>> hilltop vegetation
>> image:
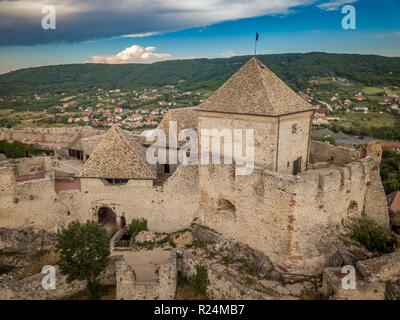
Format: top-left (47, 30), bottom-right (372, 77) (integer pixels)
top-left (0, 52), bottom-right (399, 96)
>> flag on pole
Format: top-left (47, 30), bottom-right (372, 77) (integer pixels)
top-left (254, 32), bottom-right (259, 56)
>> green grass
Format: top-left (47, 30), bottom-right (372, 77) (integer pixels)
top-left (340, 111), bottom-right (396, 129)
top-left (385, 87), bottom-right (400, 96)
top-left (342, 216), bottom-right (394, 254)
top-left (362, 86), bottom-right (385, 95)
top-left (308, 77), bottom-right (332, 85)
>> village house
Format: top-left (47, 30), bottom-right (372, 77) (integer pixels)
top-left (312, 115), bottom-right (328, 125)
top-left (354, 95), bottom-right (367, 101)
top-left (380, 97), bottom-right (393, 105)
top-left (63, 101), bottom-right (77, 108)
top-left (126, 114), bottom-right (143, 121)
top-left (354, 106), bottom-right (369, 113)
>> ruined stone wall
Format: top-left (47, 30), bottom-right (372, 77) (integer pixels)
top-left (198, 154), bottom-right (389, 275)
top-left (309, 141), bottom-right (360, 166)
top-left (0, 256), bottom-right (121, 300)
top-left (0, 163), bottom-right (200, 234)
top-left (116, 252), bottom-right (176, 300)
top-left (0, 127), bottom-right (103, 145)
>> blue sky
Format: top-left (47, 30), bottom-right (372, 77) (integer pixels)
top-left (0, 0), bottom-right (399, 74)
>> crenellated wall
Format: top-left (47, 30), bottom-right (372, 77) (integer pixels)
top-left (197, 154), bottom-right (389, 275)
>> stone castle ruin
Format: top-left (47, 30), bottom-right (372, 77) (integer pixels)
top-left (0, 57), bottom-right (389, 281)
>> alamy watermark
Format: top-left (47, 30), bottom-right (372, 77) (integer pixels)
top-left (41, 5), bottom-right (56, 30)
top-left (42, 265), bottom-right (56, 290)
top-left (341, 265), bottom-right (356, 289)
top-left (341, 5), bottom-right (356, 30)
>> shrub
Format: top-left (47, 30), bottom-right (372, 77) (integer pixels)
top-left (128, 218), bottom-right (148, 241)
top-left (343, 216), bottom-right (394, 254)
top-left (0, 139), bottom-right (41, 158)
top-left (56, 220), bottom-right (110, 300)
top-left (191, 264), bottom-right (209, 296)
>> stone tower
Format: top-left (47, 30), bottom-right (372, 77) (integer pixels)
top-left (197, 57), bottom-right (316, 174)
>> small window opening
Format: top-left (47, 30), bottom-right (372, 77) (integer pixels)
top-left (164, 164), bottom-right (170, 174)
top-left (106, 178), bottom-right (129, 185)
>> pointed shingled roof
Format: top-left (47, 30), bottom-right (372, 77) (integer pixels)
top-left (198, 57), bottom-right (315, 116)
top-left (76, 125), bottom-right (156, 180)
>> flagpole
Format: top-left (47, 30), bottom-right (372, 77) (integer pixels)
top-left (254, 32), bottom-right (259, 56)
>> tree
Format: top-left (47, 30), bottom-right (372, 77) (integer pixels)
top-left (56, 220), bottom-right (110, 299)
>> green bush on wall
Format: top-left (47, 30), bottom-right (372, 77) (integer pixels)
top-left (128, 218), bottom-right (148, 241)
top-left (0, 139), bottom-right (41, 158)
top-left (343, 216), bottom-right (394, 254)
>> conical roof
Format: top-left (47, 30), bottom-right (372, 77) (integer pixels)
top-left (77, 125), bottom-right (156, 180)
top-left (198, 57), bottom-right (315, 116)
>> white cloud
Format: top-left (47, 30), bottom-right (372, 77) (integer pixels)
top-left (90, 45), bottom-right (172, 64)
top-left (221, 50), bottom-right (236, 58)
top-left (317, 0), bottom-right (358, 11)
top-left (119, 32), bottom-right (159, 38)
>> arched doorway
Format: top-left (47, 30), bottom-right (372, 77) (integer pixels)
top-left (97, 207), bottom-right (118, 237)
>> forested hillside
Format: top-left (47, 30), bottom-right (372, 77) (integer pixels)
top-left (0, 52), bottom-right (399, 96)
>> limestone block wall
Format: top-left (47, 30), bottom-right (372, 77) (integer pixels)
top-left (0, 162), bottom-right (200, 234)
top-left (198, 111), bottom-right (279, 170)
top-left (276, 111), bottom-right (312, 174)
top-left (309, 141), bottom-right (360, 166)
top-left (198, 155), bottom-right (388, 275)
top-left (116, 252), bottom-right (177, 300)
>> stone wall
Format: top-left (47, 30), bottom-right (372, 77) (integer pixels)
top-left (0, 161), bottom-right (200, 234)
top-left (0, 142), bottom-right (389, 277)
top-left (0, 127), bottom-right (102, 145)
top-left (197, 111), bottom-right (279, 170)
top-left (176, 249), bottom-right (273, 300)
top-left (0, 227), bottom-right (57, 250)
top-left (116, 252), bottom-right (177, 300)
top-left (0, 255), bottom-right (121, 300)
top-left (198, 154), bottom-right (388, 275)
top-left (309, 141), bottom-right (360, 166)
top-left (276, 112), bottom-right (313, 174)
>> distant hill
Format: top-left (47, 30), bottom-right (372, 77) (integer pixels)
top-left (0, 52), bottom-right (399, 96)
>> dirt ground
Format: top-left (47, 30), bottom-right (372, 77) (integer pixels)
top-left (112, 247), bottom-right (170, 281)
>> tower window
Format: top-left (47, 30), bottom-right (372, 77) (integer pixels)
top-left (292, 124), bottom-right (297, 134)
top-left (164, 164), bottom-right (170, 174)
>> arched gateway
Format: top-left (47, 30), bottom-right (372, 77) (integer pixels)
top-left (97, 206), bottom-right (118, 237)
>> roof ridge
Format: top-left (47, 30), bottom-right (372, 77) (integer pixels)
top-left (119, 128), bottom-right (156, 178)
